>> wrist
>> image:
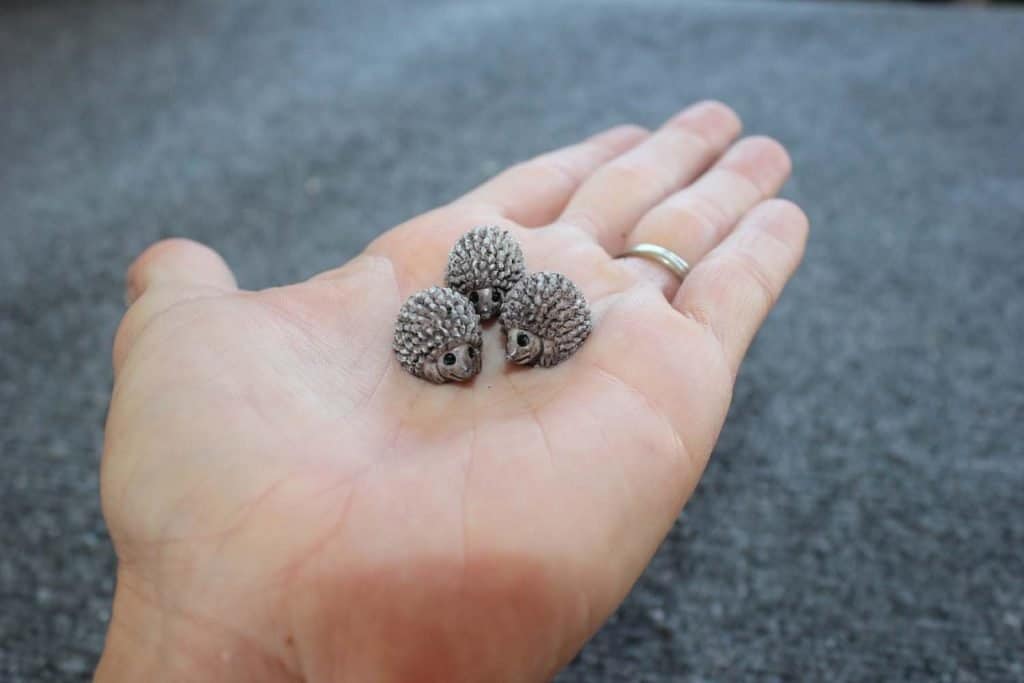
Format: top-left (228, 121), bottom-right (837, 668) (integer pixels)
top-left (94, 570), bottom-right (295, 683)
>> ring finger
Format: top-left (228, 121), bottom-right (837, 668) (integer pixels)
top-left (618, 136), bottom-right (792, 298)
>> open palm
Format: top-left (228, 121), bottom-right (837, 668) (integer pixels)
top-left (97, 102), bottom-right (807, 682)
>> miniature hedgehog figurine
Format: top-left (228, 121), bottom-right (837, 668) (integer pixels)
top-left (499, 272), bottom-right (592, 368)
top-left (444, 225), bottom-right (526, 321)
top-left (394, 287), bottom-right (483, 384)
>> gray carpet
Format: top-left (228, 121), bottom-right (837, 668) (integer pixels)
top-left (1, 0), bottom-right (1022, 680)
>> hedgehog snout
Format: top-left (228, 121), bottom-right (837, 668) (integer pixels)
top-left (504, 328), bottom-right (542, 365)
top-left (468, 287), bottom-right (503, 320)
top-left (436, 343), bottom-right (482, 382)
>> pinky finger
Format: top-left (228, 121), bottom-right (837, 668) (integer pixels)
top-left (673, 199), bottom-right (809, 377)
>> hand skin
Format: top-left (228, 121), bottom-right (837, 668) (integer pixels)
top-left (95, 101), bottom-right (807, 682)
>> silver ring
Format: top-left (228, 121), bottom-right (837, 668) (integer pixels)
top-left (616, 243), bottom-right (691, 281)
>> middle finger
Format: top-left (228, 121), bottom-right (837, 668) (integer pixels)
top-left (557, 101), bottom-right (742, 253)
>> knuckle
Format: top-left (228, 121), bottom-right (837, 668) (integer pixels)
top-left (554, 208), bottom-right (604, 243)
top-left (684, 191), bottom-right (732, 230)
top-left (597, 123), bottom-right (649, 145)
top-left (680, 304), bottom-right (716, 337)
top-left (696, 238), bottom-right (781, 323)
top-left (678, 304), bottom-right (734, 382)
top-left (548, 220), bottom-right (593, 245)
top-left (730, 247), bottom-right (780, 313)
top-left (600, 158), bottom-right (672, 196)
top-left (663, 124), bottom-right (714, 157)
top-left (525, 155), bottom-right (584, 193)
top-left (639, 199), bottom-right (717, 244)
top-left (111, 288), bottom-right (173, 375)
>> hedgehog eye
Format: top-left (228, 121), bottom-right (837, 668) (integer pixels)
top-left (469, 292), bottom-right (479, 303)
top-left (491, 289), bottom-right (502, 303)
top-left (467, 347), bottom-right (476, 358)
top-left (517, 332), bottom-right (530, 348)
top-left (443, 352), bottom-right (456, 366)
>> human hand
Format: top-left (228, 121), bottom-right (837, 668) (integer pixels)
top-left (96, 101), bottom-right (807, 682)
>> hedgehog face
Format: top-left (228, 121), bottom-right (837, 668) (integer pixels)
top-left (504, 328), bottom-right (543, 365)
top-left (499, 272), bottom-right (592, 368)
top-left (393, 286), bottom-right (483, 384)
top-left (445, 226), bottom-right (525, 321)
top-left (467, 287), bottom-right (504, 320)
top-left (422, 342), bottom-right (482, 383)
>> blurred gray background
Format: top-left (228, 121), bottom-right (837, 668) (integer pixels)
top-left (1, 0), bottom-right (1022, 680)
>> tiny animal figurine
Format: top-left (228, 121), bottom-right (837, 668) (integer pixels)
top-left (393, 287), bottom-right (483, 384)
top-left (499, 272), bottom-right (592, 368)
top-left (445, 225), bottom-right (526, 321)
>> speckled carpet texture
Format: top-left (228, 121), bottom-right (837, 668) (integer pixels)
top-left (2, 0), bottom-right (1022, 680)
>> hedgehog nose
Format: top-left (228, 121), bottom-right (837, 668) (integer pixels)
top-left (445, 346), bottom-right (479, 381)
top-left (475, 289), bottom-right (496, 318)
top-left (505, 333), bottom-right (526, 362)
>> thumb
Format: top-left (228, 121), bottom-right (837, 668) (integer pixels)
top-left (125, 237), bottom-right (237, 305)
top-left (114, 238), bottom-right (238, 377)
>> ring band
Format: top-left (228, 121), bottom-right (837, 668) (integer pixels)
top-left (616, 243), bottom-right (691, 281)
